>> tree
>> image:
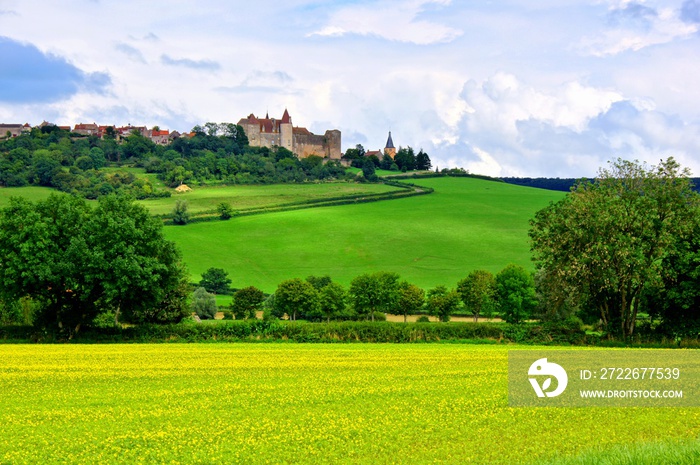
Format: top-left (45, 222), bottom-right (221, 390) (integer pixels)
top-left (415, 149), bottom-right (431, 171)
top-left (319, 282), bottom-right (347, 322)
top-left (457, 270), bottom-right (497, 322)
top-left (380, 154), bottom-right (394, 171)
top-left (529, 158), bottom-right (699, 337)
top-left (426, 286), bottom-right (460, 322)
top-left (396, 282), bottom-right (425, 323)
top-left (349, 271), bottom-right (400, 321)
top-left (394, 147), bottom-right (416, 171)
top-left (274, 278), bottom-right (319, 321)
top-left (85, 195), bottom-right (190, 325)
top-left (306, 275), bottom-right (332, 290)
top-left (199, 268), bottom-right (232, 295)
top-left (172, 200), bottom-right (189, 225)
top-left (217, 202), bottom-right (234, 220)
top-left (232, 286), bottom-right (264, 320)
top-left (0, 194), bottom-right (190, 335)
top-left (191, 287), bottom-right (217, 320)
top-left (496, 264), bottom-right (537, 324)
top-left (362, 159), bottom-right (378, 181)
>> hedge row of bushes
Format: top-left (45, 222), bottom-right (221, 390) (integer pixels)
top-left (0, 320), bottom-right (590, 344)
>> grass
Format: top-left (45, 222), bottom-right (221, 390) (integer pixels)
top-left (537, 438), bottom-right (700, 465)
top-left (0, 344), bottom-right (696, 464)
top-left (0, 186), bottom-right (56, 206)
top-left (138, 182), bottom-right (402, 216)
top-left (165, 177), bottom-right (564, 291)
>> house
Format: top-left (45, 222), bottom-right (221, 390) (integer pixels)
top-left (149, 129), bottom-right (170, 145)
top-left (73, 123), bottom-right (100, 136)
top-left (0, 123), bottom-right (30, 138)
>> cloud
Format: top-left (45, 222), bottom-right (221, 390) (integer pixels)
top-left (0, 36), bottom-right (111, 103)
top-left (681, 0), bottom-right (700, 23)
top-left (216, 70), bottom-right (299, 94)
top-left (425, 72), bottom-right (700, 178)
top-left (309, 0), bottom-right (462, 45)
top-left (115, 43), bottom-right (146, 63)
top-left (160, 54), bottom-right (220, 70)
top-left (579, 3), bottom-right (698, 56)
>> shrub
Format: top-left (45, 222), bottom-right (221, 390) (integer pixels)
top-left (191, 287), bottom-right (217, 320)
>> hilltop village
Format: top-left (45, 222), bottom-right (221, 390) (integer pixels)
top-left (1, 111), bottom-right (412, 166)
top-left (0, 110), bottom-right (434, 202)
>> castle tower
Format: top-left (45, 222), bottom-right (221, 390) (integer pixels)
top-left (280, 108), bottom-right (294, 152)
top-left (384, 131), bottom-right (396, 159)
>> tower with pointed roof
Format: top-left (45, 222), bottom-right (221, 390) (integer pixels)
top-left (384, 131), bottom-right (396, 159)
top-left (280, 108), bottom-right (293, 152)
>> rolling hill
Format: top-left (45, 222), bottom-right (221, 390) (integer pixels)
top-left (164, 177), bottom-right (565, 292)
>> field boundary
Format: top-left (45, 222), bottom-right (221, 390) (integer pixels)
top-left (161, 180), bottom-right (434, 224)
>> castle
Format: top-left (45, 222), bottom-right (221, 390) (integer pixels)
top-left (237, 110), bottom-right (341, 160)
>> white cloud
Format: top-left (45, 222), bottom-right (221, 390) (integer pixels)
top-left (579, 3), bottom-right (698, 56)
top-left (309, 0), bottom-right (462, 45)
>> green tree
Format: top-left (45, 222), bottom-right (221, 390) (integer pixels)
top-left (274, 278), bottom-right (319, 321)
top-left (306, 275), bottom-right (332, 290)
top-left (415, 149), bottom-right (431, 170)
top-left (191, 287), bottom-right (217, 320)
top-left (394, 147), bottom-right (416, 171)
top-left (426, 285), bottom-right (460, 322)
top-left (495, 264), bottom-right (537, 324)
top-left (396, 282), bottom-right (425, 323)
top-left (529, 158), bottom-right (699, 337)
top-left (380, 154), bottom-right (394, 171)
top-left (319, 282), bottom-right (346, 322)
top-left (199, 268), bottom-right (232, 295)
top-left (232, 286), bottom-right (264, 320)
top-left (217, 202), bottom-right (234, 220)
top-left (172, 200), bottom-right (189, 225)
top-left (349, 271), bottom-right (400, 321)
top-left (85, 195), bottom-right (190, 325)
top-left (362, 159), bottom-right (377, 182)
top-left (0, 194), bottom-right (190, 335)
top-left (457, 270), bottom-right (497, 322)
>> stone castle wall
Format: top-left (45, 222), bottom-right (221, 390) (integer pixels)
top-left (238, 113), bottom-right (340, 160)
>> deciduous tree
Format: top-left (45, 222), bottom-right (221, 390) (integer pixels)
top-left (457, 270), bottom-right (496, 322)
top-left (426, 285), bottom-right (460, 322)
top-left (530, 158), bottom-right (699, 337)
top-left (396, 281), bottom-right (425, 323)
top-left (496, 264), bottom-right (536, 324)
top-left (232, 286), bottom-right (264, 320)
top-left (199, 268), bottom-right (232, 295)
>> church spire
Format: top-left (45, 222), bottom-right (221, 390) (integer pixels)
top-left (384, 131), bottom-right (396, 159)
top-left (385, 131), bottom-right (395, 149)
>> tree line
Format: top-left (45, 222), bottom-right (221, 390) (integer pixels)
top-left (190, 266), bottom-right (537, 324)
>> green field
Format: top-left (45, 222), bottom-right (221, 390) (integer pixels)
top-left (0, 344), bottom-right (696, 464)
top-left (165, 177), bottom-right (565, 291)
top-left (0, 186), bottom-right (56, 205)
top-left (137, 182), bottom-right (402, 216)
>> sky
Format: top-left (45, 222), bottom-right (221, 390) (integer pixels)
top-left (0, 0), bottom-right (699, 177)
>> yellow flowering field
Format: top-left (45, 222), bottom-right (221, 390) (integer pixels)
top-left (0, 344), bottom-right (697, 464)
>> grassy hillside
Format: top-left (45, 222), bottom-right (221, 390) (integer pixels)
top-left (165, 177), bottom-right (564, 291)
top-left (0, 186), bottom-right (56, 205)
top-left (137, 182), bottom-right (402, 216)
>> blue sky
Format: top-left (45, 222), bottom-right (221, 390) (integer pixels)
top-left (0, 0), bottom-right (698, 177)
